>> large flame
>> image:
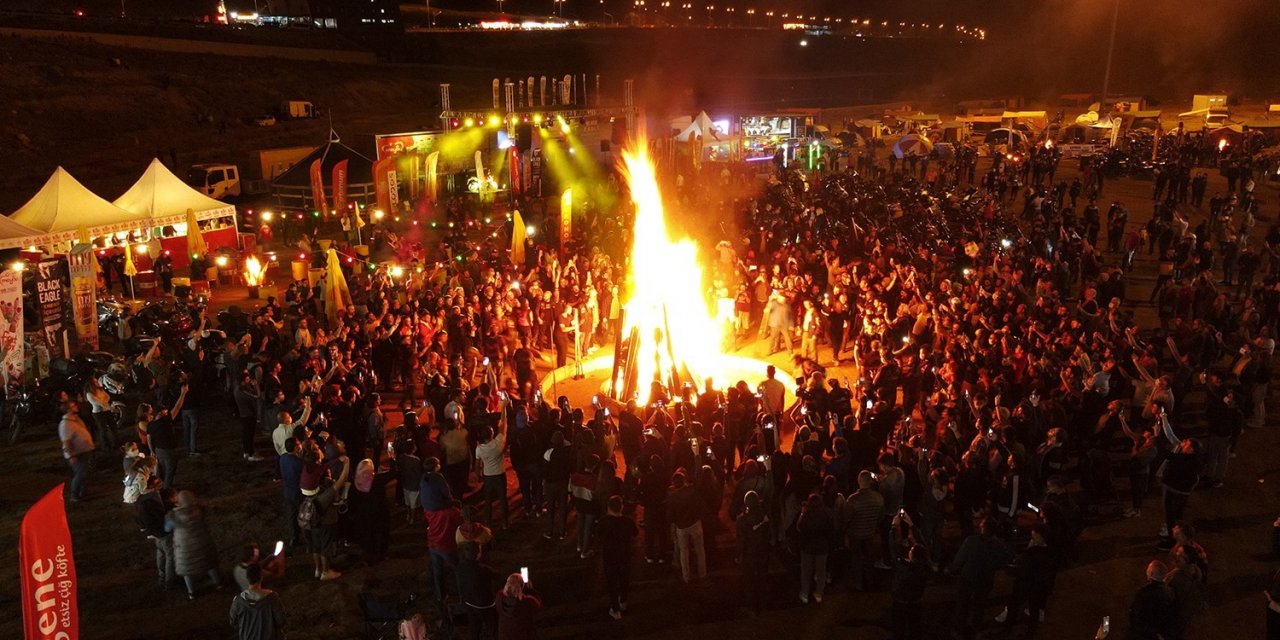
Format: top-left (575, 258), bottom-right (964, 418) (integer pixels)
top-left (617, 143), bottom-right (729, 399)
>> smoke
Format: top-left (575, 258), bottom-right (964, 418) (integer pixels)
top-left (932, 0), bottom-right (1280, 100)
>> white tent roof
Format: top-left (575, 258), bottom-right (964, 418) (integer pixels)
top-left (114, 158), bottom-right (236, 227)
top-left (0, 214), bottom-right (47, 250)
top-left (676, 111), bottom-right (727, 142)
top-left (10, 167), bottom-right (147, 243)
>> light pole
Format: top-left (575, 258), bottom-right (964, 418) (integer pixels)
top-left (1100, 0), bottom-right (1120, 109)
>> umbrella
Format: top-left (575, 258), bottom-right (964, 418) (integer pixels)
top-left (185, 208), bottom-right (207, 260)
top-left (510, 209), bottom-right (527, 265)
top-left (123, 242), bottom-right (137, 300)
top-left (892, 134), bottom-right (934, 159)
top-left (323, 248), bottom-right (352, 326)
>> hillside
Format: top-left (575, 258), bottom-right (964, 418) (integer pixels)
top-left (0, 33), bottom-right (471, 210)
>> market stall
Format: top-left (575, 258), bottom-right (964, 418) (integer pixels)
top-left (9, 167), bottom-right (147, 246)
top-left (271, 134), bottom-right (376, 213)
top-left (113, 158), bottom-right (240, 270)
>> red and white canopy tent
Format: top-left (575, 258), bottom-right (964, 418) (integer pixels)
top-left (112, 158), bottom-right (240, 270)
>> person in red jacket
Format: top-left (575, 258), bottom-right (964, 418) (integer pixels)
top-left (426, 499), bottom-right (464, 602)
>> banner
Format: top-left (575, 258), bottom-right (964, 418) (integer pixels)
top-left (511, 209), bottom-right (527, 265)
top-left (331, 159), bottom-right (349, 215)
top-left (508, 147), bottom-right (521, 195)
top-left (309, 158), bottom-right (328, 214)
top-left (35, 259), bottom-right (67, 359)
top-left (68, 246), bottom-right (99, 352)
top-left (0, 269), bottom-right (23, 396)
top-left (19, 484), bottom-right (79, 640)
top-left (560, 188), bottom-right (572, 255)
top-left (372, 156), bottom-right (393, 214)
top-left (424, 151), bottom-right (439, 203)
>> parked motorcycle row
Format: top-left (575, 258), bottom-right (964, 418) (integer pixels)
top-left (5, 293), bottom-right (230, 445)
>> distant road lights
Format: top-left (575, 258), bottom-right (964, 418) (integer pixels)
top-left (799, 39), bottom-right (808, 46)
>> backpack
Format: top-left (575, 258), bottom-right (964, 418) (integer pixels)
top-left (297, 496), bottom-right (319, 530)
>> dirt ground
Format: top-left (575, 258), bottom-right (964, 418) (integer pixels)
top-left (2, 157), bottom-right (1280, 640)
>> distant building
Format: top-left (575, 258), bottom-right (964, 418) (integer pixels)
top-left (309, 0), bottom-right (402, 36)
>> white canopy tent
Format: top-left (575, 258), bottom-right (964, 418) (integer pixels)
top-left (675, 111), bottom-right (728, 142)
top-left (113, 158), bottom-right (236, 227)
top-left (9, 167), bottom-right (148, 244)
top-left (0, 214), bottom-right (47, 250)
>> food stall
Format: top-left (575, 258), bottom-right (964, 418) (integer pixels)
top-left (113, 158), bottom-right (240, 272)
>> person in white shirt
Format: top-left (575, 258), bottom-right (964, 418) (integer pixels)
top-left (758, 365), bottom-right (787, 418)
top-left (59, 399), bottom-right (96, 502)
top-left (474, 424), bottom-right (508, 529)
top-left (272, 396), bottom-right (312, 456)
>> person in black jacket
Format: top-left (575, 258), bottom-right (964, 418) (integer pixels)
top-left (597, 495), bottom-right (637, 620)
top-left (890, 544), bottom-right (930, 640)
top-left (229, 563), bottom-right (286, 640)
top-left (136, 479), bottom-right (177, 588)
top-left (997, 525), bottom-right (1057, 634)
top-left (456, 544), bottom-right (498, 640)
top-left (542, 431), bottom-right (574, 540)
top-left (667, 471), bottom-right (706, 583)
top-left (736, 490), bottom-right (771, 615)
top-left (1129, 560), bottom-right (1175, 640)
top-left (1160, 439), bottom-right (1201, 546)
top-left (795, 492), bottom-right (835, 604)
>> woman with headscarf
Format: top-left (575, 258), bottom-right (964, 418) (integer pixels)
top-left (347, 457), bottom-right (394, 564)
top-left (165, 490), bottom-right (224, 599)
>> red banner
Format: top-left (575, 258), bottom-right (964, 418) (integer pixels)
top-left (309, 159), bottom-right (328, 214)
top-left (372, 156), bottom-right (393, 215)
top-left (331, 159), bottom-right (349, 215)
top-left (20, 484), bottom-right (78, 640)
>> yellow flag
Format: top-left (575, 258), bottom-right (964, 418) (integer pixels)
top-left (124, 242), bottom-right (138, 277)
top-left (323, 248), bottom-right (352, 325)
top-left (185, 208), bottom-right (207, 259)
top-left (510, 210), bottom-right (527, 265)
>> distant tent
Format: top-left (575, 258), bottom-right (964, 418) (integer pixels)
top-left (114, 158), bottom-right (236, 227)
top-left (271, 131), bottom-right (376, 211)
top-left (10, 167), bottom-right (147, 244)
top-left (675, 111), bottom-right (726, 142)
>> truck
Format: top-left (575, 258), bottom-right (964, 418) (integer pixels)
top-left (185, 146), bottom-right (313, 200)
top-left (281, 100), bottom-right (318, 119)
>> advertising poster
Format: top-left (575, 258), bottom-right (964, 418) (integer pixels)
top-left (35, 259), bottom-right (67, 359)
top-left (0, 269), bottom-right (23, 395)
top-left (19, 485), bottom-right (79, 640)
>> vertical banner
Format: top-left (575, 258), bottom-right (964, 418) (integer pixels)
top-left (560, 188), bottom-right (572, 255)
top-left (0, 269), bottom-right (23, 396)
top-left (35, 259), bottom-right (67, 360)
top-left (19, 484), bottom-right (79, 640)
top-left (424, 151), bottom-right (439, 203)
top-left (511, 209), bottom-right (527, 265)
top-left (492, 78), bottom-right (500, 110)
top-left (68, 246), bottom-right (98, 352)
top-left (508, 147), bottom-right (521, 195)
top-left (331, 159), bottom-right (349, 216)
top-left (309, 158), bottom-right (328, 214)
top-left (372, 156), bottom-right (394, 214)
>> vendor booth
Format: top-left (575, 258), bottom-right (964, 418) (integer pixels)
top-left (9, 167), bottom-right (145, 245)
top-left (113, 158), bottom-right (240, 270)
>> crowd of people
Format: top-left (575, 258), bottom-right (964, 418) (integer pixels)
top-left (51, 128), bottom-right (1280, 640)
